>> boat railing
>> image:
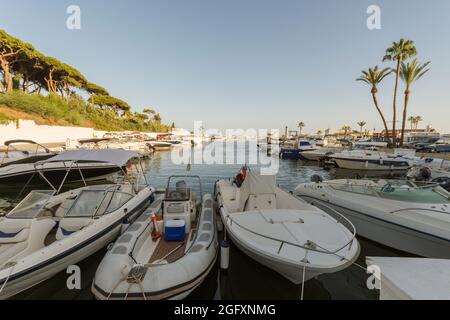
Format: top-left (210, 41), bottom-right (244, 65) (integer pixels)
top-left (220, 203), bottom-right (356, 257)
top-left (389, 207), bottom-right (449, 214)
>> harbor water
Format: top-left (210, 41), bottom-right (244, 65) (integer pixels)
top-left (0, 142), bottom-right (412, 300)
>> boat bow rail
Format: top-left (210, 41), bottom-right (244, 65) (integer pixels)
top-left (219, 199), bottom-right (357, 258)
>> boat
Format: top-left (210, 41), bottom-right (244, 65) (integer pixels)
top-left (279, 140), bottom-right (316, 160)
top-left (0, 150), bottom-right (155, 299)
top-left (0, 140), bottom-right (56, 166)
top-left (92, 175), bottom-right (217, 300)
top-left (300, 146), bottom-right (344, 161)
top-left (403, 131), bottom-right (440, 148)
top-left (328, 146), bottom-right (419, 171)
top-left (214, 168), bottom-right (359, 284)
top-left (294, 177), bottom-right (450, 258)
top-left (0, 149), bottom-right (123, 187)
top-left (145, 139), bottom-right (173, 151)
top-left (366, 256), bottom-right (450, 300)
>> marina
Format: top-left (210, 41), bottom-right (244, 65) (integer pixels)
top-left (0, 140), bottom-right (448, 300)
top-left (1, 0), bottom-right (450, 305)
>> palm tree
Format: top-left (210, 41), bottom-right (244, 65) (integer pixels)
top-left (341, 125), bottom-right (351, 139)
top-left (408, 116), bottom-right (415, 130)
top-left (298, 122), bottom-right (305, 135)
top-left (316, 130), bottom-right (323, 137)
top-left (356, 66), bottom-right (392, 143)
top-left (413, 115), bottom-right (423, 129)
top-left (383, 39), bottom-right (417, 146)
top-left (399, 59), bottom-right (430, 146)
top-left (357, 121), bottom-right (367, 137)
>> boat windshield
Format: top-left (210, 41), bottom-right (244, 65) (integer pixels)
top-left (7, 190), bottom-right (55, 219)
top-left (65, 189), bottom-right (133, 217)
top-left (330, 182), bottom-right (449, 204)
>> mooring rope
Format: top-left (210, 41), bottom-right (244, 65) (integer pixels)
top-left (0, 263), bottom-right (16, 294)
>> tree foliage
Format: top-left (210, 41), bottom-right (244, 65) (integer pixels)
top-left (0, 29), bottom-right (168, 132)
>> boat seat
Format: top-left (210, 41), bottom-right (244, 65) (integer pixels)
top-left (220, 185), bottom-right (237, 201)
top-left (56, 218), bottom-right (92, 240)
top-left (0, 219), bottom-right (31, 244)
top-left (243, 194), bottom-right (277, 211)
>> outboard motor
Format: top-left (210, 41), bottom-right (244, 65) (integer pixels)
top-left (310, 174), bottom-right (323, 183)
top-left (406, 166), bottom-right (432, 182)
top-left (176, 180), bottom-right (187, 190)
top-left (432, 177), bottom-right (450, 191)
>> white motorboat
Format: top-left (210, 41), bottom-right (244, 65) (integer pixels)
top-left (92, 175), bottom-right (217, 300)
top-left (0, 148), bottom-right (122, 186)
top-left (145, 139), bottom-right (173, 151)
top-left (300, 147), bottom-right (344, 161)
top-left (0, 140), bottom-right (57, 167)
top-left (0, 150), bottom-right (155, 299)
top-left (215, 169), bottom-right (359, 284)
top-left (329, 149), bottom-right (413, 171)
top-left (295, 178), bottom-right (450, 258)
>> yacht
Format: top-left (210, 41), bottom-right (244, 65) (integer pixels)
top-left (295, 177), bottom-right (450, 258)
top-left (92, 175), bottom-right (217, 300)
top-left (215, 169), bottom-right (359, 284)
top-left (279, 140), bottom-right (316, 160)
top-left (0, 150), bottom-right (155, 299)
top-left (0, 147), bottom-right (122, 186)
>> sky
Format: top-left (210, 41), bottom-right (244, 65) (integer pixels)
top-left (1, 0), bottom-right (449, 133)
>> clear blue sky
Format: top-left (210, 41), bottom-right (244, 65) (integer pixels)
top-left (1, 0), bottom-right (449, 133)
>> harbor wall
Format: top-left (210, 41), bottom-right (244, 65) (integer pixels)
top-left (0, 119), bottom-right (105, 146)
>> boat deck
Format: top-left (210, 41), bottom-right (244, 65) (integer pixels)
top-left (148, 239), bottom-right (187, 263)
top-left (148, 226), bottom-right (197, 264)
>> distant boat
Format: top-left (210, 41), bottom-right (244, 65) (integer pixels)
top-left (0, 149), bottom-right (123, 186)
top-left (279, 140), bottom-right (316, 160)
top-left (0, 140), bottom-right (56, 166)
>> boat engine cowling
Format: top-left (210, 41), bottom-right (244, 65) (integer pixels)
top-left (406, 166), bottom-right (432, 182)
top-left (310, 174), bottom-right (323, 183)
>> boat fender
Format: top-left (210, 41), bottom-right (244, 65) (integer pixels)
top-left (220, 239), bottom-right (230, 270)
top-left (151, 214), bottom-right (162, 241)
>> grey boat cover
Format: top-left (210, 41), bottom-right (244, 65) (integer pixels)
top-left (35, 149), bottom-right (139, 167)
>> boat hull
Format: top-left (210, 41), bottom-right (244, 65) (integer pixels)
top-left (279, 148), bottom-right (315, 160)
top-left (333, 158), bottom-right (410, 171)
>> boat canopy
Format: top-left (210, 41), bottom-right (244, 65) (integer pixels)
top-left (3, 140), bottom-right (50, 152)
top-left (78, 138), bottom-right (110, 144)
top-left (35, 149), bottom-right (139, 168)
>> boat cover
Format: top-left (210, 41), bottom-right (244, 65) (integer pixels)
top-left (35, 149), bottom-right (139, 167)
